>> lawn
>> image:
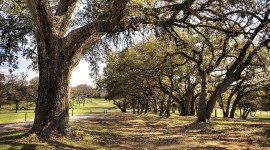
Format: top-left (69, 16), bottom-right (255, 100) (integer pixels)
top-left (1, 99), bottom-right (269, 124)
top-left (210, 108), bottom-right (270, 119)
top-left (0, 98), bottom-right (116, 124)
top-left (0, 113), bottom-right (269, 149)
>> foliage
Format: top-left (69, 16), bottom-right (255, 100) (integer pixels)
top-left (0, 73), bottom-right (38, 111)
top-left (0, 0), bottom-right (270, 137)
top-left (0, 0), bottom-right (36, 71)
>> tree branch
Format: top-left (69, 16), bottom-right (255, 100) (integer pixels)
top-left (26, 0), bottom-right (54, 38)
top-left (54, 0), bottom-right (79, 37)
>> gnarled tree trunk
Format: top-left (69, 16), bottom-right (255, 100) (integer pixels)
top-left (26, 0), bottom-right (130, 138)
top-left (30, 47), bottom-right (76, 137)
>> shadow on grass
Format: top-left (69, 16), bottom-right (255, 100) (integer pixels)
top-left (76, 115), bottom-right (228, 149)
top-left (0, 130), bottom-right (90, 150)
top-left (1, 113), bottom-right (269, 149)
top-left (45, 139), bottom-right (91, 150)
top-left (0, 130), bottom-right (39, 150)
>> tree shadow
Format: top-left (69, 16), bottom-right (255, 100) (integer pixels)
top-left (0, 130), bottom-right (39, 150)
top-left (0, 129), bottom-right (91, 150)
top-left (45, 139), bottom-right (91, 150)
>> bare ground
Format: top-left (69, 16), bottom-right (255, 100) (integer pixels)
top-left (0, 113), bottom-right (269, 150)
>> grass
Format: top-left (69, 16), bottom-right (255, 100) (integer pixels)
top-left (0, 113), bottom-right (269, 149)
top-left (69, 98), bottom-right (115, 109)
top-left (0, 98), bottom-right (116, 124)
top-left (211, 108), bottom-right (270, 119)
top-left (0, 110), bottom-right (35, 124)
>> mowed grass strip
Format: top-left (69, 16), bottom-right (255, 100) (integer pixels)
top-left (0, 113), bottom-right (269, 149)
top-left (0, 98), bottom-right (117, 124)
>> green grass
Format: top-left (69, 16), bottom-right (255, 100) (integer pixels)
top-left (0, 110), bottom-right (35, 124)
top-left (1, 99), bottom-right (269, 124)
top-left (0, 98), bottom-right (117, 124)
top-left (69, 98), bottom-right (115, 109)
top-left (0, 113), bottom-right (269, 149)
top-left (211, 108), bottom-right (270, 119)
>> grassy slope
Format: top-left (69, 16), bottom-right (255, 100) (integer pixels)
top-left (0, 98), bottom-right (116, 124)
top-left (0, 113), bottom-right (269, 149)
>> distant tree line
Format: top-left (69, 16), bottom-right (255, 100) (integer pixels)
top-left (0, 73), bottom-right (38, 112)
top-left (69, 84), bottom-right (107, 108)
top-left (0, 73), bottom-right (106, 111)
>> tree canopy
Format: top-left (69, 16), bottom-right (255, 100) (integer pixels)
top-left (0, 0), bottom-right (269, 139)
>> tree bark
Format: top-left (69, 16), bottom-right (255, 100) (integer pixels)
top-left (179, 100), bottom-right (186, 116)
top-left (205, 79), bottom-right (232, 120)
top-left (229, 91), bottom-right (245, 118)
top-left (190, 93), bottom-right (199, 116)
top-left (229, 88), bottom-right (254, 118)
top-left (15, 102), bottom-right (19, 113)
top-left (224, 90), bottom-right (235, 118)
top-left (159, 99), bottom-right (165, 116)
top-left (197, 73), bottom-right (208, 123)
top-left (144, 98), bottom-right (149, 114)
top-left (164, 76), bottom-right (174, 117)
top-left (25, 0), bottom-right (132, 138)
top-left (224, 80), bottom-right (244, 117)
top-left (29, 46), bottom-right (77, 138)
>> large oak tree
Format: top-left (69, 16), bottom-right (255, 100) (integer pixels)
top-left (1, 0), bottom-right (269, 138)
top-left (15, 0), bottom-right (195, 138)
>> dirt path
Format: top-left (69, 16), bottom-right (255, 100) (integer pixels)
top-left (0, 113), bottom-right (107, 131)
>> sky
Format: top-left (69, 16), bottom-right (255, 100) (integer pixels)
top-left (0, 56), bottom-right (97, 87)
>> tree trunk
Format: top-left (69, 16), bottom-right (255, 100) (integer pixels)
top-left (179, 100), bottom-right (186, 116)
top-left (139, 101), bottom-right (145, 114)
top-left (218, 96), bottom-right (226, 117)
top-left (184, 81), bottom-right (197, 115)
top-left (229, 100), bottom-right (240, 118)
top-left (165, 76), bottom-right (173, 118)
top-left (229, 90), bottom-right (248, 118)
top-left (197, 74), bottom-right (208, 123)
top-left (133, 107), bottom-right (136, 114)
top-left (25, 0), bottom-right (133, 139)
top-left (241, 107), bottom-right (251, 119)
top-left (132, 101), bottom-right (136, 114)
top-left (29, 50), bottom-right (76, 138)
top-left (224, 92), bottom-right (234, 118)
top-left (144, 98), bottom-right (149, 114)
top-left (122, 98), bottom-right (127, 113)
top-left (206, 76), bottom-right (235, 120)
top-left (153, 101), bottom-right (158, 115)
top-left (15, 102), bottom-right (19, 113)
top-left (214, 102), bottom-right (217, 117)
top-left (121, 106), bottom-right (127, 113)
top-left (159, 99), bottom-right (164, 116)
top-left (215, 108), bottom-right (217, 117)
top-left (190, 93), bottom-right (199, 116)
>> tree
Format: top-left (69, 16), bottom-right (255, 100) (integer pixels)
top-left (70, 84), bottom-right (94, 107)
top-left (21, 0), bottom-right (198, 138)
top-left (1, 0), bottom-right (269, 138)
top-left (159, 1), bottom-right (270, 122)
top-left (3, 73), bottom-right (29, 112)
top-left (0, 74), bottom-right (7, 109)
top-left (25, 76), bottom-right (39, 103)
